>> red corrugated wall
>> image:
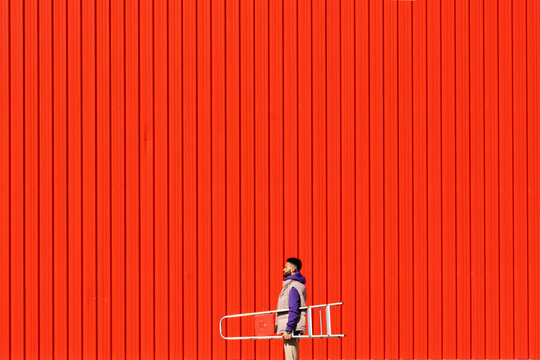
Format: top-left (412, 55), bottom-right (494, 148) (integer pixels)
top-left (1, 0), bottom-right (539, 359)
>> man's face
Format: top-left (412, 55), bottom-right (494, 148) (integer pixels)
top-left (283, 262), bottom-right (297, 277)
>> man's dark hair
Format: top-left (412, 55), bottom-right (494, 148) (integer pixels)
top-left (287, 257), bottom-right (302, 271)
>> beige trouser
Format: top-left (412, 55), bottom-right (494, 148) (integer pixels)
top-left (283, 337), bottom-right (300, 360)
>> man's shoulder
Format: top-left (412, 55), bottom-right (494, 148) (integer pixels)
top-left (290, 280), bottom-right (306, 290)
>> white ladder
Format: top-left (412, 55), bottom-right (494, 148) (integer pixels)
top-left (219, 302), bottom-right (345, 340)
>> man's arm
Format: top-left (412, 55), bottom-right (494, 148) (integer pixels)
top-left (286, 287), bottom-right (301, 333)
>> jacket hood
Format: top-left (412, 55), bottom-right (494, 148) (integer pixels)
top-left (285, 272), bottom-right (306, 284)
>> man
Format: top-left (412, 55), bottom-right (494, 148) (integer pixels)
top-left (275, 257), bottom-right (307, 360)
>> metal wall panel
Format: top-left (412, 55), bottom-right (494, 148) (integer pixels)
top-left (1, 0), bottom-right (539, 358)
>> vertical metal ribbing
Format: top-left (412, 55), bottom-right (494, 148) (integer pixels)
top-left (319, 307), bottom-right (323, 335)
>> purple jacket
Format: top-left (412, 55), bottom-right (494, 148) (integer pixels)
top-left (284, 272), bottom-right (306, 333)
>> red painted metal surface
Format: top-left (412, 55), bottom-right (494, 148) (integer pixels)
top-left (1, 0), bottom-right (539, 359)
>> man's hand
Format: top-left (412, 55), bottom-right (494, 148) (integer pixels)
top-left (282, 332), bottom-right (292, 340)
